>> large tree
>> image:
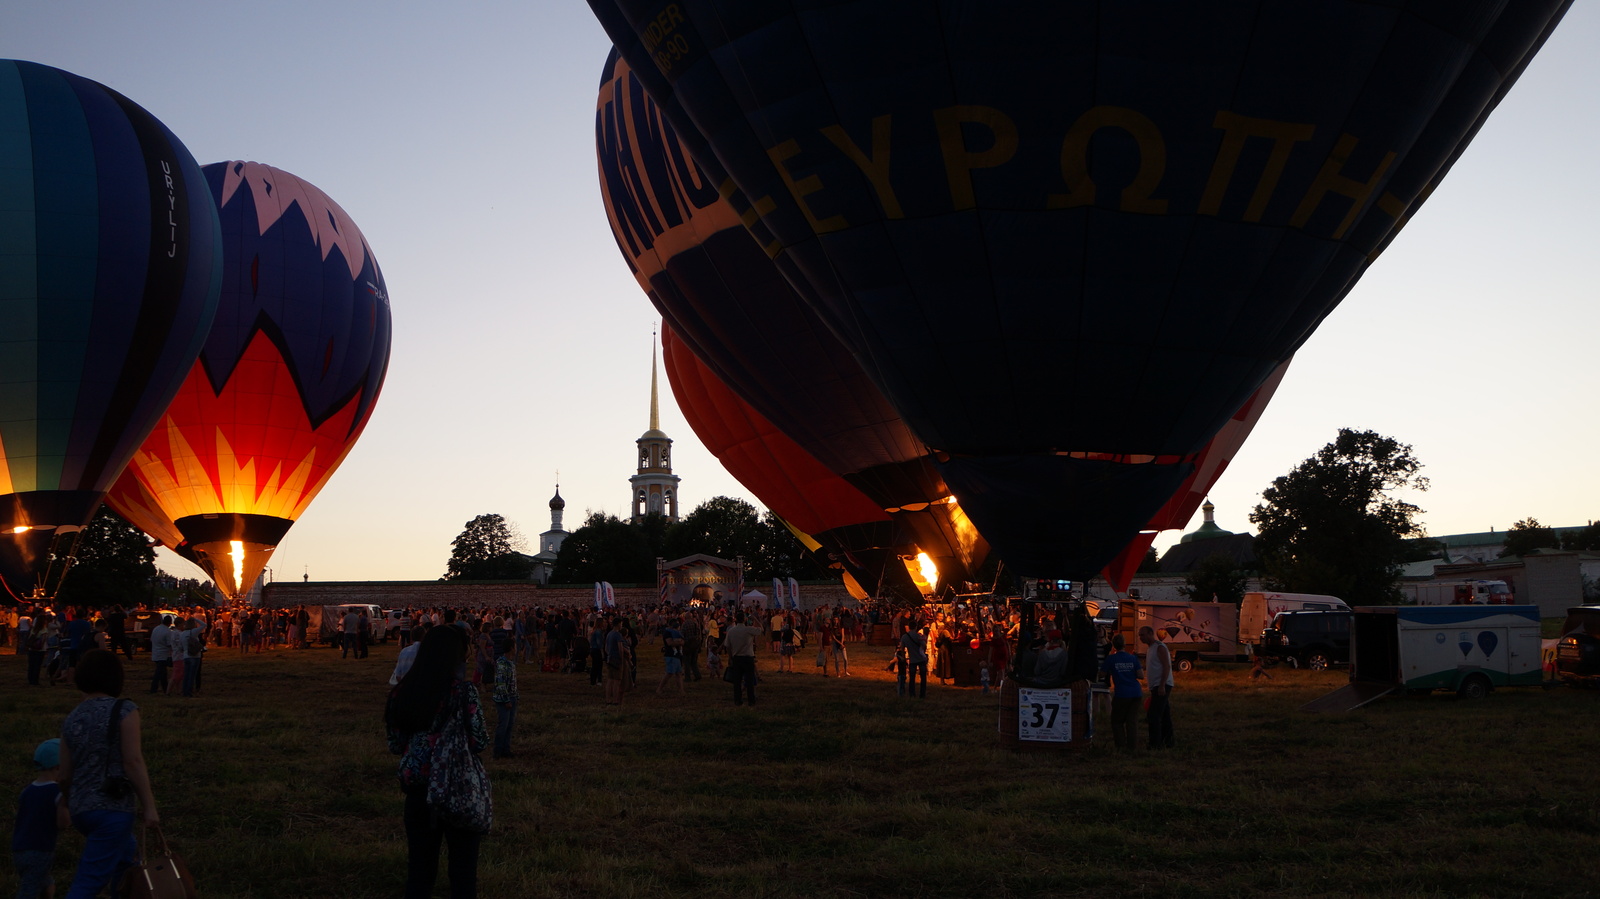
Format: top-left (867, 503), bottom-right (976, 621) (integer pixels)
top-left (1249, 429), bottom-right (1427, 605)
top-left (56, 506), bottom-right (158, 607)
top-left (659, 497), bottom-right (819, 580)
top-left (1499, 517), bottom-right (1562, 558)
top-left (1561, 520), bottom-right (1600, 552)
top-left (443, 513), bottom-right (534, 581)
top-left (1179, 553), bottom-right (1248, 605)
top-left (551, 512), bottom-right (657, 584)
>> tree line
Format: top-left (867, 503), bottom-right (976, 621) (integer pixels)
top-left (442, 496), bottom-right (831, 584)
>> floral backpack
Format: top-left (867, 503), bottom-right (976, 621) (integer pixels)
top-left (425, 688), bottom-right (493, 834)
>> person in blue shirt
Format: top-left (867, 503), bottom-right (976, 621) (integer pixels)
top-left (1099, 634), bottom-right (1143, 754)
top-left (13, 738), bottom-right (62, 899)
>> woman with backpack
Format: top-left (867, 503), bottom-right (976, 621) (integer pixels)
top-left (385, 626), bottom-right (490, 899)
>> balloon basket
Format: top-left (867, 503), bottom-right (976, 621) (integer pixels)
top-left (999, 679), bottom-right (1091, 752)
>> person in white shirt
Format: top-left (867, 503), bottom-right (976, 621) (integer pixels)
top-left (148, 616), bottom-right (174, 694)
top-left (1139, 625), bottom-right (1175, 750)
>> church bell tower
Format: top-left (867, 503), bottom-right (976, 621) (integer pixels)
top-left (630, 339), bottom-right (680, 523)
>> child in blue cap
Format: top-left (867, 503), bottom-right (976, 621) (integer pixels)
top-left (12, 738), bottom-right (62, 898)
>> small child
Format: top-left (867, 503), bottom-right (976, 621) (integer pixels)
top-left (706, 645), bottom-right (723, 680)
top-left (13, 738), bottom-right (61, 899)
top-left (980, 660), bottom-right (992, 695)
top-left (886, 646), bottom-right (909, 697)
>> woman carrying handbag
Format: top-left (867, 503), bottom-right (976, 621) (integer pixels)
top-left (56, 649), bottom-right (160, 898)
top-left (386, 626), bottom-right (492, 899)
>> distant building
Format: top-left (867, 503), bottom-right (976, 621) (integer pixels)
top-left (530, 485), bottom-right (570, 585)
top-left (630, 342), bottom-right (680, 523)
top-left (1158, 500), bottom-right (1257, 573)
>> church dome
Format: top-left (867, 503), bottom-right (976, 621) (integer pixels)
top-left (1179, 499), bottom-right (1235, 544)
top-left (549, 487), bottom-right (565, 511)
top-left (639, 428), bottom-right (669, 441)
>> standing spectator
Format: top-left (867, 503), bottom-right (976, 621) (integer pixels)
top-left (168, 621), bottom-right (190, 697)
top-left (58, 650), bottom-right (160, 898)
top-left (1139, 626), bottom-right (1175, 750)
top-left (777, 617), bottom-right (795, 673)
top-left (657, 617), bottom-right (685, 694)
top-left (12, 738), bottom-right (63, 899)
top-left (64, 609), bottom-right (92, 674)
top-left (25, 612), bottom-right (48, 685)
top-left (357, 610), bottom-right (372, 658)
top-left (887, 645), bottom-right (909, 697)
top-left (385, 627), bottom-right (488, 899)
top-left (829, 617), bottom-right (850, 677)
top-left (587, 621), bottom-right (605, 686)
top-left (680, 613), bottom-right (703, 683)
top-left (768, 610), bottom-right (784, 653)
top-left (900, 624), bottom-right (929, 699)
top-left (491, 639), bottom-right (517, 759)
top-left (342, 608), bottom-right (362, 659)
top-left (104, 606), bottom-right (130, 660)
top-left (181, 619), bottom-right (206, 698)
top-left (603, 619), bottom-right (628, 706)
top-left (147, 616), bottom-right (173, 695)
top-left (724, 611), bottom-right (760, 707)
top-left (1100, 634), bottom-right (1143, 754)
top-left (16, 607), bottom-right (32, 657)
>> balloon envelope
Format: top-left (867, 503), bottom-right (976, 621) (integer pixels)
top-left (597, 50), bottom-right (986, 588)
top-left (117, 161), bottom-right (391, 598)
top-left (0, 60), bottom-right (222, 600)
top-left (589, 0), bottom-right (1571, 576)
top-left (662, 325), bottom-right (929, 597)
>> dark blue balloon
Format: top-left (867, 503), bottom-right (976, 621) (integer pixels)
top-left (589, 0), bottom-right (1570, 577)
top-left (0, 60), bottom-right (222, 599)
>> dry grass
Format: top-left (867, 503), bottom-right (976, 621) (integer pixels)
top-left (1, 638), bottom-right (1596, 898)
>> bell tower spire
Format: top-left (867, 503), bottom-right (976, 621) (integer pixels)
top-left (631, 328), bottom-right (680, 523)
top-left (650, 333), bottom-right (660, 433)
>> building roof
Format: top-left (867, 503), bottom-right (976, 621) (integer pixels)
top-left (1158, 532), bottom-right (1257, 574)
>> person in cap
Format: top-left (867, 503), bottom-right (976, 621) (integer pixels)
top-left (12, 738), bottom-right (63, 898)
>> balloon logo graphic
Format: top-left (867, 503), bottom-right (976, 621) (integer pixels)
top-left (1165, 626), bottom-right (1181, 640)
top-left (1458, 632), bottom-right (1473, 658)
top-left (1477, 631), bottom-right (1498, 659)
top-left (1434, 632), bottom-right (1446, 645)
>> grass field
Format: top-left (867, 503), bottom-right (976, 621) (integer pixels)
top-left (1, 637), bottom-right (1596, 898)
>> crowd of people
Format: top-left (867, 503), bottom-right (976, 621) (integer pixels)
top-left (8, 592), bottom-right (1185, 898)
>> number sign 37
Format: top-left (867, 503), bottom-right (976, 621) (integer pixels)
top-left (1017, 687), bottom-right (1072, 742)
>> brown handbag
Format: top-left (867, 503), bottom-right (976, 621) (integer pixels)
top-left (120, 824), bottom-right (198, 899)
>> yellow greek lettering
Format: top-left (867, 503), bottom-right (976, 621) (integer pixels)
top-left (1048, 106), bottom-right (1167, 214)
top-left (932, 105), bottom-right (1018, 211)
top-left (820, 115), bottom-right (902, 219)
top-left (767, 139), bottom-right (849, 234)
top-left (1290, 133), bottom-right (1396, 239)
top-left (1199, 111), bottom-right (1315, 221)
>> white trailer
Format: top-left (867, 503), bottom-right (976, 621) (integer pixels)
top-left (1351, 605), bottom-right (1543, 698)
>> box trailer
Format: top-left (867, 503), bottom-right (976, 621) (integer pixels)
top-left (1117, 600), bottom-right (1243, 671)
top-left (1351, 605), bottom-right (1543, 698)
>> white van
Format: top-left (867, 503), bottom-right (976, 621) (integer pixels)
top-left (1239, 592), bottom-right (1349, 645)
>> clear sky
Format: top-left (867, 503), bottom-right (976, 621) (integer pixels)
top-left (4, 3), bottom-right (1596, 585)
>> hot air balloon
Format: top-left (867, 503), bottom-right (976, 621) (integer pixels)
top-left (115, 161), bottom-right (391, 598)
top-left (662, 324), bottom-right (927, 600)
top-left (588, 1), bottom-right (1571, 578)
top-left (0, 60), bottom-right (222, 602)
top-left (1099, 360), bottom-right (1292, 593)
top-left (597, 50), bottom-right (985, 592)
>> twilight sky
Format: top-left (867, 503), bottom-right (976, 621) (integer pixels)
top-left (4, 2), bottom-right (1596, 585)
